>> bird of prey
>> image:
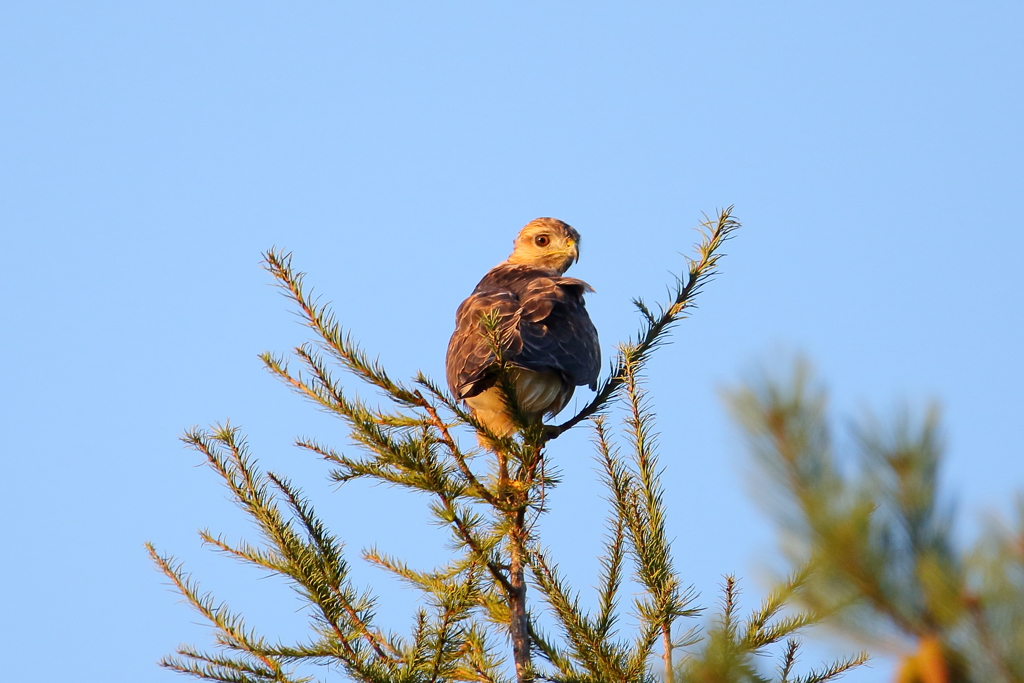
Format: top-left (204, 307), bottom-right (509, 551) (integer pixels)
top-left (446, 218), bottom-right (601, 440)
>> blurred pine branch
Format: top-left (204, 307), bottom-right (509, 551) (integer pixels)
top-left (725, 360), bottom-right (1024, 683)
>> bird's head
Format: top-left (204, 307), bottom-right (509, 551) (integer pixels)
top-left (506, 218), bottom-right (581, 274)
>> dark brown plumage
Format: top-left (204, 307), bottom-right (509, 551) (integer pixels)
top-left (446, 218), bottom-right (600, 438)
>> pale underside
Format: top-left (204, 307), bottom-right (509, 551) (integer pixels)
top-left (463, 367), bottom-right (572, 437)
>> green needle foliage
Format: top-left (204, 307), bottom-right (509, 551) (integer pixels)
top-left (674, 570), bottom-right (866, 683)
top-left (150, 209), bottom-right (863, 683)
top-left (725, 361), bottom-right (1024, 683)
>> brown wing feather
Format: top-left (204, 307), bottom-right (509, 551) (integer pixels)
top-left (446, 290), bottom-right (517, 399)
top-left (513, 276), bottom-right (600, 391)
top-left (446, 265), bottom-right (600, 401)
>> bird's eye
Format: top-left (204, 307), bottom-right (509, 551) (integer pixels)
top-left (534, 235), bottom-right (550, 247)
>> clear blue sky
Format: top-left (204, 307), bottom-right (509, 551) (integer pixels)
top-left (2, 2), bottom-right (1022, 680)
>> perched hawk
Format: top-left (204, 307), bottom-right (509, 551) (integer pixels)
top-left (446, 218), bottom-right (601, 438)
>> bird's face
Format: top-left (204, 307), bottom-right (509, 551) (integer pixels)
top-left (507, 217), bottom-right (581, 274)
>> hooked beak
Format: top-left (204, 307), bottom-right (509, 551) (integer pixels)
top-left (568, 239), bottom-right (579, 264)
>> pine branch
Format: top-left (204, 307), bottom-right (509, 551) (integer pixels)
top-left (778, 639), bottom-right (799, 683)
top-left (262, 249), bottom-right (421, 407)
top-left (595, 493), bottom-right (626, 639)
top-left (147, 545), bottom-right (301, 683)
top-left (740, 564), bottom-right (813, 650)
top-left (175, 425), bottom-right (406, 677)
top-left (596, 421), bottom-right (679, 679)
top-left (163, 649), bottom-right (310, 683)
top-left (528, 547), bottom-right (635, 681)
top-left (547, 207), bottom-right (741, 440)
top-left (454, 623), bottom-right (513, 683)
top-left (789, 652), bottom-right (869, 683)
top-left (363, 547), bottom-right (480, 597)
top-left (621, 357), bottom-right (696, 624)
top-left (674, 572), bottom-right (868, 683)
top-left (613, 358), bottom-right (700, 681)
top-left (263, 346), bottom-right (429, 472)
top-left (526, 621), bottom-right (579, 678)
top-left (418, 395), bottom-right (499, 506)
top-left (198, 531), bottom-right (291, 574)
